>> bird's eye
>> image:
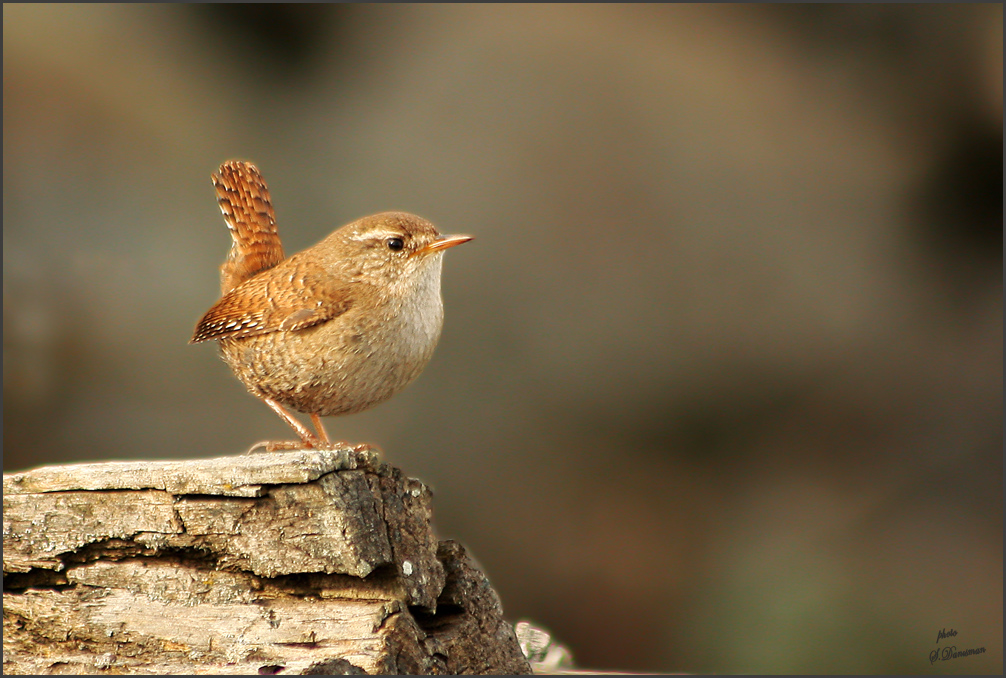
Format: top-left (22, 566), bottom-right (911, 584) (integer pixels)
top-left (387, 237), bottom-right (405, 251)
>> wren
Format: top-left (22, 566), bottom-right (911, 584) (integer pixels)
top-left (191, 161), bottom-right (471, 449)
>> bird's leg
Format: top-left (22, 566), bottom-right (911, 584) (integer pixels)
top-left (310, 412), bottom-right (368, 452)
top-left (310, 413), bottom-right (331, 445)
top-left (261, 397), bottom-right (320, 448)
top-left (247, 399), bottom-right (364, 454)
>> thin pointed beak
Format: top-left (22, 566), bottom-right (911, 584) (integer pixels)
top-left (414, 234), bottom-right (473, 256)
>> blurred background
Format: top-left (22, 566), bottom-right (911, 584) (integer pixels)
top-left (4, 4), bottom-right (1001, 673)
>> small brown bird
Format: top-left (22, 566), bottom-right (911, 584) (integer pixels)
top-left (191, 161), bottom-right (471, 449)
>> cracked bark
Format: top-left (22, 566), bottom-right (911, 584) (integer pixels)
top-left (3, 448), bottom-right (531, 675)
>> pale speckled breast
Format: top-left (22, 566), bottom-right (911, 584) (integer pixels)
top-left (218, 260), bottom-right (446, 417)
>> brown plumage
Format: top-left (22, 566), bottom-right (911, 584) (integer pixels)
top-left (213, 161), bottom-right (285, 294)
top-left (192, 161), bottom-right (471, 449)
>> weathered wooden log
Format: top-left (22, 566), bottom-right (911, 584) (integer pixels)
top-left (2, 448), bottom-right (531, 675)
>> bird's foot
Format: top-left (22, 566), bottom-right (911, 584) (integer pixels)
top-left (243, 439), bottom-right (374, 454)
top-left (350, 442), bottom-right (384, 457)
top-left (244, 439), bottom-right (311, 454)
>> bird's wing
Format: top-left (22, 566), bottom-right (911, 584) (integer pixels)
top-left (191, 258), bottom-right (353, 343)
top-left (213, 160), bottom-right (285, 294)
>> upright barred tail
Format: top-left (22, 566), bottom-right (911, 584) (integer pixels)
top-left (213, 160), bottom-right (285, 294)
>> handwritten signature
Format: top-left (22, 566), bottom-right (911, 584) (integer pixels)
top-left (929, 646), bottom-right (986, 664)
